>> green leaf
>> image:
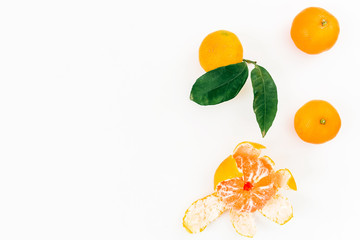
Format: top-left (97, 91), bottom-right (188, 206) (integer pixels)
top-left (190, 62), bottom-right (249, 105)
top-left (250, 65), bottom-right (278, 137)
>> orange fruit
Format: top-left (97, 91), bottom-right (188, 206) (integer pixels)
top-left (217, 143), bottom-right (277, 213)
top-left (184, 142), bottom-right (296, 236)
top-left (199, 30), bottom-right (243, 72)
top-left (294, 100), bottom-right (341, 144)
top-left (291, 7), bottom-right (340, 54)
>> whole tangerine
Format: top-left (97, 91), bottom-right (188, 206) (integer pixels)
top-left (294, 100), bottom-right (341, 144)
top-left (291, 7), bottom-right (340, 54)
top-left (199, 30), bottom-right (243, 72)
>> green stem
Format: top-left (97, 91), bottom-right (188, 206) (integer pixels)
top-left (243, 59), bottom-right (257, 65)
top-left (320, 118), bottom-right (326, 125)
top-left (321, 19), bottom-right (327, 27)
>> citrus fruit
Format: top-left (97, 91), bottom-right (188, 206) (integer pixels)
top-left (291, 7), bottom-right (340, 54)
top-left (294, 100), bottom-right (341, 144)
top-left (184, 142), bottom-right (296, 236)
top-left (217, 143), bottom-right (277, 213)
top-left (199, 30), bottom-right (243, 72)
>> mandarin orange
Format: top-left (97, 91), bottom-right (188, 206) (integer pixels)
top-left (199, 30), bottom-right (243, 72)
top-left (294, 100), bottom-right (341, 144)
top-left (291, 7), bottom-right (340, 54)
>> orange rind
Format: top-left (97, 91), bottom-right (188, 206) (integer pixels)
top-left (262, 155), bottom-right (275, 167)
top-left (183, 193), bottom-right (225, 233)
top-left (276, 169), bottom-right (297, 191)
top-left (184, 142), bottom-right (295, 237)
top-left (214, 155), bottom-right (242, 189)
top-left (234, 141), bottom-right (266, 152)
top-left (259, 193), bottom-right (293, 225)
top-left (230, 210), bottom-right (256, 238)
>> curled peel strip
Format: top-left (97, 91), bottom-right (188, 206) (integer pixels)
top-left (230, 210), bottom-right (256, 237)
top-left (183, 193), bottom-right (225, 233)
top-left (259, 192), bottom-right (293, 225)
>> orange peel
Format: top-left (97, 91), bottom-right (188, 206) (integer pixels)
top-left (276, 169), bottom-right (297, 191)
top-left (214, 155), bottom-right (242, 189)
top-left (234, 141), bottom-right (266, 151)
top-left (230, 210), bottom-right (256, 237)
top-left (183, 193), bottom-right (225, 233)
top-left (259, 193), bottom-right (293, 225)
top-left (262, 155), bottom-right (275, 167)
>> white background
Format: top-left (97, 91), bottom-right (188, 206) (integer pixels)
top-left (0, 0), bottom-right (359, 239)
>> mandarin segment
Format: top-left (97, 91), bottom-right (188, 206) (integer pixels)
top-left (234, 141), bottom-right (266, 151)
top-left (217, 177), bottom-right (245, 209)
top-left (235, 153), bottom-right (274, 184)
top-left (233, 142), bottom-right (263, 159)
top-left (250, 177), bottom-right (277, 210)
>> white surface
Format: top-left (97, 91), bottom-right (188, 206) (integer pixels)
top-left (0, 0), bottom-right (359, 239)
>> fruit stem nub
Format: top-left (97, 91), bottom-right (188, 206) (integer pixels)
top-left (321, 19), bottom-right (327, 27)
top-left (320, 118), bottom-right (326, 125)
top-left (243, 59), bottom-right (257, 65)
top-left (243, 182), bottom-right (253, 191)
